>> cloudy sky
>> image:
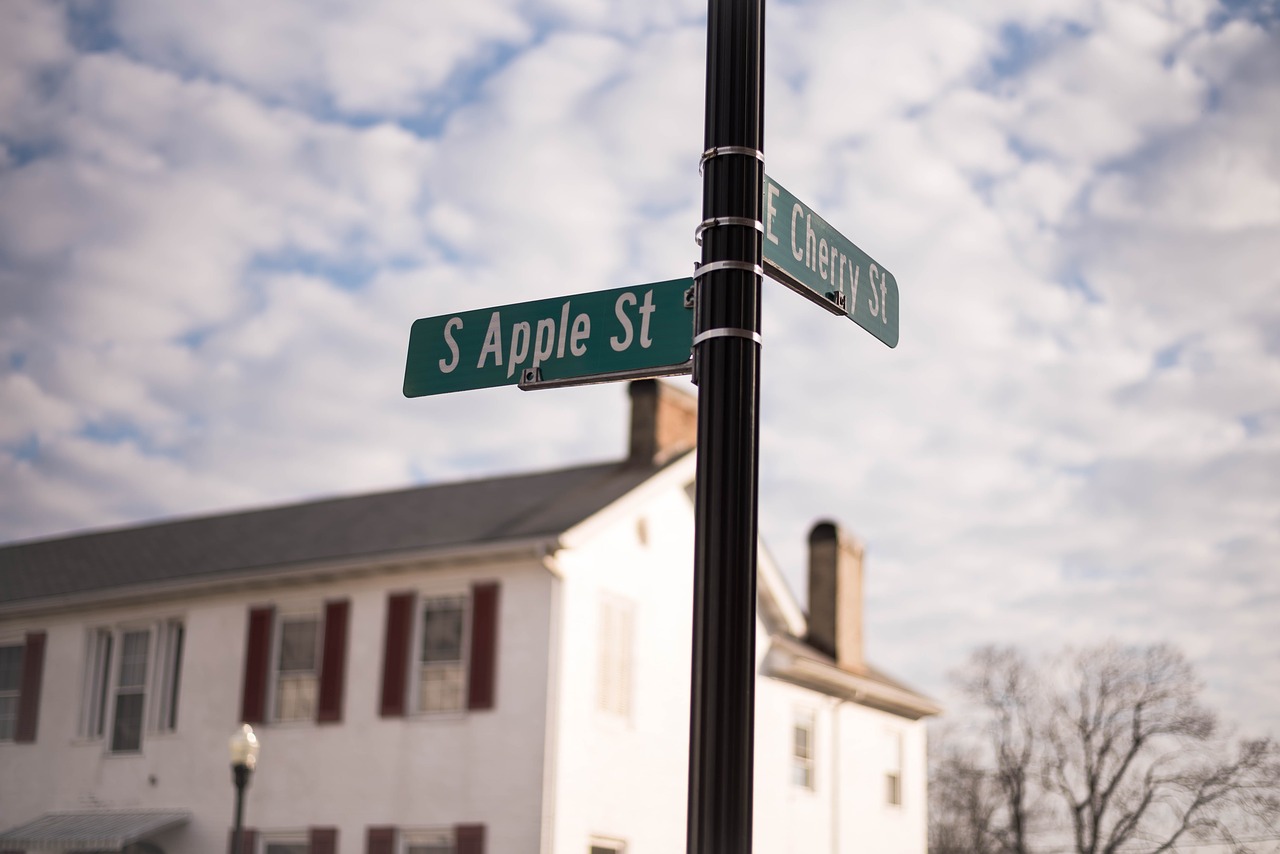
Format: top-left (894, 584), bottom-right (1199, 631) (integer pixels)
top-left (2, 0), bottom-right (1277, 736)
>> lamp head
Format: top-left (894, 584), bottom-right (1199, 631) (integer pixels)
top-left (229, 723), bottom-right (260, 771)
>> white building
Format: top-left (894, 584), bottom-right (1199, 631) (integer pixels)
top-left (0, 381), bottom-right (939, 854)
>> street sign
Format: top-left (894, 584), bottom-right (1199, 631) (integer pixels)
top-left (761, 174), bottom-right (899, 348)
top-left (403, 278), bottom-right (694, 397)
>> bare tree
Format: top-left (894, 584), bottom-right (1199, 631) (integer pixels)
top-left (929, 642), bottom-right (1280, 854)
top-left (929, 736), bottom-right (1001, 854)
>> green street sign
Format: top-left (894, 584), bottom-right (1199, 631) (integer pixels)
top-left (404, 278), bottom-right (694, 397)
top-left (762, 175), bottom-right (899, 348)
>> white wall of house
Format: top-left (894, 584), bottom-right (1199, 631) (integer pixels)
top-left (753, 669), bottom-right (930, 854)
top-left (1, 553), bottom-right (559, 854)
top-left (548, 459), bottom-right (697, 854)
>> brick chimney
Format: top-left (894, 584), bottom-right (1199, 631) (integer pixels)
top-left (628, 379), bottom-right (697, 466)
top-left (806, 520), bottom-right (865, 673)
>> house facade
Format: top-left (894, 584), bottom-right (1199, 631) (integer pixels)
top-left (0, 381), bottom-right (939, 854)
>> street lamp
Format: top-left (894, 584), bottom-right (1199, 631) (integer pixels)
top-left (229, 723), bottom-right (260, 854)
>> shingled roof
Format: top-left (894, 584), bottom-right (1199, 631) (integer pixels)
top-left (0, 456), bottom-right (682, 608)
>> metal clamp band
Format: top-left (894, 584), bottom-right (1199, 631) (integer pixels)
top-left (694, 217), bottom-right (764, 246)
top-left (699, 145), bottom-right (765, 175)
top-left (693, 327), bottom-right (763, 346)
top-left (692, 260), bottom-right (764, 279)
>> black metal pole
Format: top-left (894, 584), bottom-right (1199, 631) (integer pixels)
top-left (231, 764), bottom-right (249, 854)
top-left (687, 0), bottom-right (764, 850)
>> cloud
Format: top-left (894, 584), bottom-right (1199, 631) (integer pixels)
top-left (1, 0), bottom-right (1278, 740)
top-left (109, 0), bottom-right (535, 117)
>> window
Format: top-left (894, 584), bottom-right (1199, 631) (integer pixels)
top-left (885, 730), bottom-right (903, 806)
top-left (380, 584), bottom-right (498, 718)
top-left (597, 596), bottom-right (634, 718)
top-left (418, 597), bottom-right (467, 713)
top-left (81, 620), bottom-right (184, 752)
top-left (0, 644), bottom-right (21, 740)
top-left (274, 615), bottom-right (321, 722)
top-left (265, 844), bottom-right (308, 854)
top-left (112, 629), bottom-right (149, 751)
top-left (0, 632), bottom-right (44, 743)
top-left (792, 711), bottom-right (815, 790)
top-left (262, 834), bottom-right (308, 854)
top-left (403, 829), bottom-right (455, 854)
top-left (241, 601), bottom-right (348, 726)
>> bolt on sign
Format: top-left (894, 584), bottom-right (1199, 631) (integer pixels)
top-left (761, 174), bottom-right (899, 348)
top-left (403, 278), bottom-right (695, 397)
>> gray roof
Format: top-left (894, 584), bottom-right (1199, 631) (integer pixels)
top-left (1, 457), bottom-right (678, 607)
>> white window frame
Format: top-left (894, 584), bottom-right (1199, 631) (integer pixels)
top-left (152, 619), bottom-right (184, 732)
top-left (270, 609), bottom-right (324, 724)
top-left (259, 831), bottom-right (309, 854)
top-left (413, 592), bottom-right (471, 715)
top-left (0, 640), bottom-right (23, 742)
top-left (792, 709), bottom-right (816, 790)
top-left (79, 618), bottom-right (184, 753)
top-left (401, 827), bottom-right (456, 854)
top-left (597, 594), bottom-right (635, 719)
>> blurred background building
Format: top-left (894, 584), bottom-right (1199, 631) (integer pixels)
top-left (0, 381), bottom-right (938, 854)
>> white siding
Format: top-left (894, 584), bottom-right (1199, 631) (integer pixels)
top-left (548, 471), bottom-right (696, 854)
top-left (0, 557), bottom-right (556, 854)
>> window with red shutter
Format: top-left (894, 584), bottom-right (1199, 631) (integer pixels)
top-left (380, 593), bottom-right (414, 717)
top-left (381, 582), bottom-right (500, 718)
top-left (467, 584), bottom-right (499, 712)
top-left (310, 826), bottom-right (338, 854)
top-left (241, 607), bottom-right (275, 724)
top-left (454, 824), bottom-right (485, 854)
top-left (367, 826), bottom-right (397, 854)
top-left (317, 600), bottom-right (349, 723)
top-left (227, 827), bottom-right (257, 854)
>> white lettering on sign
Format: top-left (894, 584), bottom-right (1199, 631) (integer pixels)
top-left (434, 291), bottom-right (675, 384)
top-left (508, 321), bottom-right (531, 378)
top-left (556, 302), bottom-right (570, 358)
top-left (439, 316), bottom-right (462, 373)
top-left (790, 203), bottom-right (804, 263)
top-left (780, 195), bottom-right (872, 310)
top-left (638, 289), bottom-right (656, 348)
top-left (534, 317), bottom-right (556, 369)
top-left (866, 264), bottom-right (889, 324)
top-left (612, 293), bottom-right (636, 351)
top-left (610, 290), bottom-right (657, 352)
top-left (765, 183), bottom-right (780, 246)
top-left (478, 312), bottom-right (503, 369)
top-left (571, 313), bottom-right (590, 355)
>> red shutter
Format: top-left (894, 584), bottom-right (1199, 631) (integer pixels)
top-left (467, 583), bottom-right (499, 711)
top-left (366, 826), bottom-right (396, 854)
top-left (14, 631), bottom-right (45, 743)
top-left (379, 592), bottom-right (414, 717)
top-left (228, 827), bottom-right (257, 854)
top-left (241, 607), bottom-right (275, 724)
top-left (455, 824), bottom-right (485, 854)
top-left (317, 599), bottom-right (349, 723)
top-left (309, 826), bottom-right (338, 854)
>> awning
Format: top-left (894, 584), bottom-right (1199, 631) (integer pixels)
top-left (0, 809), bottom-right (191, 851)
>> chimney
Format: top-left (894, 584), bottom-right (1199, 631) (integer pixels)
top-left (628, 379), bottom-right (697, 466)
top-left (806, 520), bottom-right (865, 673)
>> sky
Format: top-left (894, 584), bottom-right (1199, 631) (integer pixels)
top-left (1, 0), bottom-right (1278, 738)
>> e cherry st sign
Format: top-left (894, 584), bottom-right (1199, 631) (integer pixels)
top-left (762, 174), bottom-right (899, 348)
top-left (403, 278), bottom-right (694, 397)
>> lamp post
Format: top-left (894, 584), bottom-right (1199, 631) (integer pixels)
top-left (229, 723), bottom-right (260, 854)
